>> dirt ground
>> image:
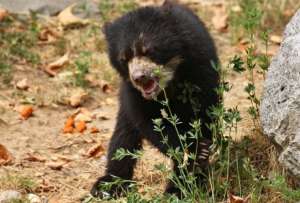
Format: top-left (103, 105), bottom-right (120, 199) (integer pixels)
top-left (0, 1), bottom-right (282, 202)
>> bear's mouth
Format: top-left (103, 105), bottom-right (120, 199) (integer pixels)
top-left (141, 78), bottom-right (159, 99)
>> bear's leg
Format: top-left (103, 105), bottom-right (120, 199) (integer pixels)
top-left (164, 137), bottom-right (212, 198)
top-left (91, 112), bottom-right (142, 198)
top-left (165, 160), bottom-right (184, 198)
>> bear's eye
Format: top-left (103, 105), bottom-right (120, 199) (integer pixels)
top-left (119, 53), bottom-right (127, 63)
top-left (119, 49), bottom-right (133, 63)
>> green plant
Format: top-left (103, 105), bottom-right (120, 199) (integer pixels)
top-left (0, 174), bottom-right (37, 193)
top-left (0, 59), bottom-right (12, 84)
top-left (98, 0), bottom-right (137, 22)
top-left (74, 51), bottom-right (92, 87)
top-left (229, 1), bottom-right (270, 126)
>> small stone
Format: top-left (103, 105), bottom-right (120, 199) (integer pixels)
top-left (27, 193), bottom-right (41, 203)
top-left (0, 190), bottom-right (21, 202)
top-left (16, 78), bottom-right (29, 90)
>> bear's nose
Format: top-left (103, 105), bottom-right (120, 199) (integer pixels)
top-left (132, 72), bottom-right (149, 85)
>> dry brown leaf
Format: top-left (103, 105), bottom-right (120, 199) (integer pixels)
top-left (0, 144), bottom-right (13, 165)
top-left (228, 193), bottom-right (250, 203)
top-left (99, 116), bottom-right (110, 121)
top-left (0, 8), bottom-right (8, 21)
top-left (69, 89), bottom-right (88, 107)
top-left (24, 153), bottom-right (46, 162)
top-left (63, 116), bottom-right (75, 134)
top-left (212, 4), bottom-right (228, 32)
top-left (20, 105), bottom-right (34, 120)
top-left (16, 78), bottom-right (29, 90)
top-left (75, 113), bottom-right (92, 122)
top-left (44, 53), bottom-right (69, 76)
top-left (90, 127), bottom-right (100, 134)
top-left (74, 108), bottom-right (93, 122)
top-left (46, 161), bottom-right (66, 170)
top-left (39, 28), bottom-right (60, 42)
top-left (270, 34), bottom-right (282, 44)
top-left (76, 120), bottom-right (87, 133)
top-left (56, 155), bottom-right (73, 162)
top-left (36, 179), bottom-right (57, 193)
top-left (283, 9), bottom-right (294, 18)
top-left (63, 126), bottom-right (74, 134)
top-left (102, 83), bottom-right (112, 93)
top-left (86, 143), bottom-right (105, 158)
top-left (58, 4), bottom-right (89, 26)
top-left (99, 80), bottom-right (112, 93)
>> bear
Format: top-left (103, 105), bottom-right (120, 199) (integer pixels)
top-left (91, 0), bottom-right (219, 198)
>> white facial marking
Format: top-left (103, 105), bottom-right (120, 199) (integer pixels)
top-left (128, 56), bottom-right (182, 100)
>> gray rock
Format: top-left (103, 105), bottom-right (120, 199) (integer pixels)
top-left (0, 0), bottom-right (79, 15)
top-left (0, 190), bottom-right (21, 202)
top-left (260, 9), bottom-right (300, 180)
top-left (0, 0), bottom-right (100, 17)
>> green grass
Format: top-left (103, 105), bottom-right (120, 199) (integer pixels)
top-left (0, 174), bottom-right (37, 193)
top-left (98, 0), bottom-right (137, 22)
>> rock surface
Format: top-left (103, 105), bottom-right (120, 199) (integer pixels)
top-left (0, 0), bottom-right (99, 17)
top-left (0, 190), bottom-right (21, 202)
top-left (260, 10), bottom-right (300, 180)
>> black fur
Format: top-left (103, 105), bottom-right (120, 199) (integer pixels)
top-left (91, 1), bottom-right (219, 198)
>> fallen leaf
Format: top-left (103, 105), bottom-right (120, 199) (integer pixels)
top-left (86, 143), bottom-right (105, 158)
top-left (270, 34), bottom-right (282, 44)
top-left (36, 179), bottom-right (57, 193)
top-left (228, 193), bottom-right (250, 203)
top-left (90, 127), bottom-right (100, 134)
top-left (102, 83), bottom-right (112, 93)
top-left (20, 105), bottom-right (34, 120)
top-left (104, 98), bottom-right (115, 105)
top-left (65, 116), bottom-right (75, 127)
top-left (39, 28), bottom-right (60, 42)
top-left (16, 78), bottom-right (29, 90)
top-left (0, 144), bottom-right (13, 165)
top-left (63, 126), bottom-right (74, 134)
top-left (76, 120), bottom-right (87, 133)
top-left (63, 116), bottom-right (75, 134)
top-left (74, 108), bottom-right (93, 122)
top-left (0, 8), bottom-right (8, 21)
top-left (24, 153), bottom-right (46, 162)
top-left (283, 9), bottom-right (293, 18)
top-left (236, 39), bottom-right (252, 53)
top-left (44, 53), bottom-right (69, 76)
top-left (46, 161), bottom-right (66, 170)
top-left (58, 4), bottom-right (89, 26)
top-left (212, 4), bottom-right (228, 32)
top-left (69, 89), bottom-right (88, 107)
top-left (99, 80), bottom-right (112, 93)
top-left (99, 116), bottom-right (110, 120)
top-left (56, 155), bottom-right (73, 162)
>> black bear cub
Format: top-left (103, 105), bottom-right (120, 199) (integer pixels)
top-left (91, 0), bottom-right (219, 198)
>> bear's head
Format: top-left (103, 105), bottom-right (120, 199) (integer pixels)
top-left (103, 5), bottom-right (185, 100)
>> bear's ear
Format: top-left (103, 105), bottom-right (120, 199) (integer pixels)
top-left (102, 22), bottom-right (112, 36)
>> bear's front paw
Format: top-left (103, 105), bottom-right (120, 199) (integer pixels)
top-left (90, 175), bottom-right (128, 199)
top-left (165, 182), bottom-right (183, 199)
